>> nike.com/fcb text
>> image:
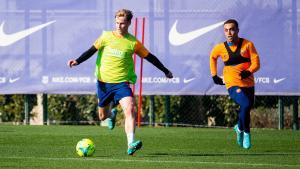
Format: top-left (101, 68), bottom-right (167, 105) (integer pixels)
top-left (142, 77), bottom-right (180, 84)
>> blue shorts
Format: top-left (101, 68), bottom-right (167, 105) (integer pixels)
top-left (96, 81), bottom-right (133, 107)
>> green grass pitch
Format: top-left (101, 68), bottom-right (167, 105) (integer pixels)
top-left (0, 125), bottom-right (300, 169)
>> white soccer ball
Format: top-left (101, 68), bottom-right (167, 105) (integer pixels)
top-left (76, 138), bottom-right (95, 157)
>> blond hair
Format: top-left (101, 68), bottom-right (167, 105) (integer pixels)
top-left (115, 9), bottom-right (133, 21)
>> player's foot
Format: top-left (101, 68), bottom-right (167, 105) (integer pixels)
top-left (234, 124), bottom-right (243, 147)
top-left (127, 140), bottom-right (142, 155)
top-left (107, 108), bottom-right (118, 130)
top-left (243, 132), bottom-right (251, 149)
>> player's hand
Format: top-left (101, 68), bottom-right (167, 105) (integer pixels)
top-left (240, 70), bottom-right (251, 79)
top-left (212, 75), bottom-right (225, 85)
top-left (165, 70), bottom-right (173, 79)
top-left (68, 60), bottom-right (78, 68)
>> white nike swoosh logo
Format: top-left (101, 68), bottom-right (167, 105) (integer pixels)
top-left (183, 78), bottom-right (195, 83)
top-left (169, 20), bottom-right (224, 46)
top-left (9, 77), bottom-right (20, 83)
top-left (273, 78), bottom-right (285, 84)
top-left (0, 20), bottom-right (56, 46)
top-left (0, 77), bottom-right (6, 83)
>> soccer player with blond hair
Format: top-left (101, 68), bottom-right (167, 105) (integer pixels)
top-left (68, 9), bottom-right (173, 155)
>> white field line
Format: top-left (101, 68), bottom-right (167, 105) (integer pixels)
top-left (1, 156), bottom-right (300, 168)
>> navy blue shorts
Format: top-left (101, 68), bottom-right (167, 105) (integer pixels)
top-left (96, 81), bottom-right (133, 107)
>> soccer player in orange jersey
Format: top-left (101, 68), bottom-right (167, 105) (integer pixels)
top-left (210, 19), bottom-right (260, 149)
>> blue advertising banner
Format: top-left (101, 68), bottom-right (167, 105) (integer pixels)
top-left (0, 0), bottom-right (299, 95)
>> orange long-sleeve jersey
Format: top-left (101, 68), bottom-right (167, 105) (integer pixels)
top-left (210, 38), bottom-right (260, 89)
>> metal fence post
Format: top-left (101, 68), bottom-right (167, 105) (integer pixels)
top-left (24, 95), bottom-right (30, 125)
top-left (43, 94), bottom-right (48, 125)
top-left (149, 95), bottom-right (155, 126)
top-left (292, 96), bottom-right (299, 130)
top-left (164, 95), bottom-right (170, 127)
top-left (278, 96), bottom-right (284, 130)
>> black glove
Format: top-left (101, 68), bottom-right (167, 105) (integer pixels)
top-left (240, 70), bottom-right (251, 79)
top-left (212, 75), bottom-right (225, 85)
top-left (165, 70), bottom-right (173, 78)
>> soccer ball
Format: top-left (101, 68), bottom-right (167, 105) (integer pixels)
top-left (76, 138), bottom-right (95, 157)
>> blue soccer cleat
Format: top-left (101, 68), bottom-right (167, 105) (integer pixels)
top-left (243, 132), bottom-right (251, 149)
top-left (127, 140), bottom-right (142, 155)
top-left (107, 108), bottom-right (118, 130)
top-left (234, 124), bottom-right (243, 147)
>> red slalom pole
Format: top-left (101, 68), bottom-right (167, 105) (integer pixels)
top-left (132, 18), bottom-right (138, 95)
top-left (137, 17), bottom-right (145, 127)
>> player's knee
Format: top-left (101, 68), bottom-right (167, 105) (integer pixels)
top-left (124, 107), bottom-right (134, 118)
top-left (240, 101), bottom-right (251, 111)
